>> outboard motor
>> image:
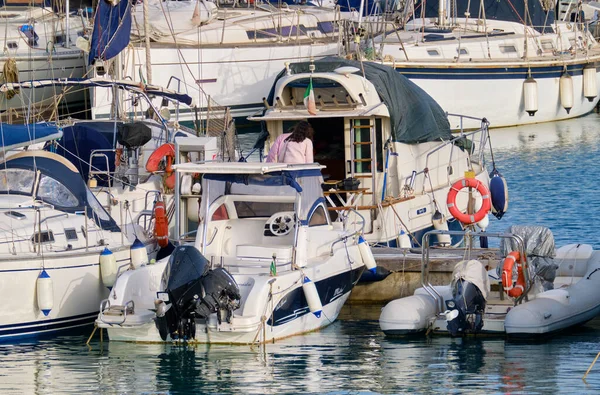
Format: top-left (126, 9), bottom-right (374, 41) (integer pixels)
top-left (444, 260), bottom-right (489, 336)
top-left (155, 245), bottom-right (241, 341)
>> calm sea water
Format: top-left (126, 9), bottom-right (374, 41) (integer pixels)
top-left (3, 114), bottom-right (600, 394)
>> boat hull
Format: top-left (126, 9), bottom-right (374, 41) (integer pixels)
top-left (92, 43), bottom-right (340, 121)
top-left (0, 51), bottom-right (87, 116)
top-left (98, 261), bottom-right (364, 344)
top-left (0, 247), bottom-right (131, 341)
top-left (387, 61), bottom-right (600, 129)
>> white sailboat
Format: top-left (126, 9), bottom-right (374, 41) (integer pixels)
top-left (361, 0), bottom-right (600, 129)
top-left (0, 2), bottom-right (88, 119)
top-left (89, 0), bottom-right (350, 122)
top-left (0, 126), bottom-right (155, 341)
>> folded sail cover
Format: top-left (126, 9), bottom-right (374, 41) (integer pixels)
top-left (268, 57), bottom-right (452, 143)
top-left (0, 123), bottom-right (62, 151)
top-left (89, 0), bottom-right (132, 65)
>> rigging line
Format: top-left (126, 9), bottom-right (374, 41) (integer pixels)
top-left (0, 122), bottom-right (16, 252)
top-left (51, 140), bottom-right (155, 195)
top-left (156, 0), bottom-right (222, 107)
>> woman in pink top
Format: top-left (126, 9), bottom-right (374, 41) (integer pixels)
top-left (266, 121), bottom-right (314, 164)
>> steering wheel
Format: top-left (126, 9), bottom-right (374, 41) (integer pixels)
top-left (268, 212), bottom-right (295, 236)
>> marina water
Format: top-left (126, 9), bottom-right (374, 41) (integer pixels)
top-left (2, 114), bottom-right (600, 394)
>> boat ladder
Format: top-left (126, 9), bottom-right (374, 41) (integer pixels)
top-left (349, 118), bottom-right (378, 208)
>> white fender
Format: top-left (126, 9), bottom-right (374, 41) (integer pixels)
top-left (523, 76), bottom-right (538, 116)
top-left (130, 238), bottom-right (148, 269)
top-left (432, 211), bottom-right (451, 246)
top-left (398, 229), bottom-right (411, 249)
top-left (302, 276), bottom-right (322, 318)
top-left (358, 235), bottom-right (377, 273)
top-left (583, 64), bottom-right (597, 102)
top-left (100, 247), bottom-right (118, 288)
top-left (560, 72), bottom-right (574, 113)
top-left (37, 270), bottom-right (53, 316)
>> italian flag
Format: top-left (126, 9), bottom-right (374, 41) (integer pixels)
top-left (303, 78), bottom-right (317, 115)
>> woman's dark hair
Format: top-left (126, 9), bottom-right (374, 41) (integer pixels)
top-left (285, 121), bottom-right (314, 143)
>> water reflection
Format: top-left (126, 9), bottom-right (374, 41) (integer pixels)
top-left (1, 316), bottom-right (600, 394)
top-left (484, 113), bottom-right (600, 248)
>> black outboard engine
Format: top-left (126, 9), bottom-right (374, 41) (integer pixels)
top-left (155, 245), bottom-right (241, 341)
top-left (445, 260), bottom-right (488, 336)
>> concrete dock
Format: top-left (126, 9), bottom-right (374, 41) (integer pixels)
top-left (349, 247), bottom-right (501, 304)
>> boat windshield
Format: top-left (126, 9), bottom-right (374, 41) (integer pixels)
top-left (0, 168), bottom-right (35, 195)
top-left (37, 174), bottom-right (79, 207)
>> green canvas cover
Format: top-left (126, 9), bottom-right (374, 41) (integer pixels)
top-left (266, 57), bottom-right (452, 144)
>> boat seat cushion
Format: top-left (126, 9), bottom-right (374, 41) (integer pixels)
top-left (555, 244), bottom-right (593, 277)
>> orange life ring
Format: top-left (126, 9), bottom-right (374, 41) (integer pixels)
top-left (153, 200), bottom-right (169, 248)
top-left (502, 251), bottom-right (527, 298)
top-left (146, 143), bottom-right (176, 190)
top-left (446, 178), bottom-right (491, 225)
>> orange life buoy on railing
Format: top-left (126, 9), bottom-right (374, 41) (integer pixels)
top-left (153, 200), bottom-right (169, 248)
top-left (146, 143), bottom-right (176, 190)
top-left (446, 178), bottom-right (491, 225)
top-left (502, 251), bottom-right (527, 298)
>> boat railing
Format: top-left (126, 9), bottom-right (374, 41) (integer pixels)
top-left (89, 149), bottom-right (114, 188)
top-left (329, 207), bottom-right (365, 255)
top-left (353, 16), bottom-right (597, 62)
top-left (229, 6), bottom-right (342, 44)
top-left (403, 118), bottom-right (489, 194)
top-left (420, 229), bottom-right (528, 314)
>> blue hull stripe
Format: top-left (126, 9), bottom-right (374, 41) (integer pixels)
top-left (268, 266), bottom-right (364, 326)
top-left (0, 258), bottom-right (129, 273)
top-left (396, 63), bottom-right (597, 80)
top-left (0, 312), bottom-right (97, 340)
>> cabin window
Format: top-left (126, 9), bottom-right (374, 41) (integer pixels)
top-left (37, 175), bottom-right (78, 207)
top-left (308, 205), bottom-right (328, 227)
top-left (499, 45), bottom-right (517, 54)
top-left (64, 228), bottom-right (78, 241)
top-left (246, 25), bottom-right (307, 40)
top-left (32, 230), bottom-right (54, 244)
top-left (0, 169), bottom-right (35, 195)
top-left (233, 201), bottom-right (294, 219)
top-left (541, 40), bottom-right (554, 50)
top-left (427, 49), bottom-right (440, 56)
top-left (7, 42), bottom-right (17, 49)
top-left (211, 204), bottom-right (229, 221)
top-left (456, 48), bottom-right (468, 55)
top-left (81, 225), bottom-right (87, 239)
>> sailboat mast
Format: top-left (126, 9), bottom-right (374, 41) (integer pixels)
top-left (438, 0), bottom-right (446, 28)
top-left (65, 0), bottom-right (70, 47)
top-left (143, 0), bottom-right (152, 84)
